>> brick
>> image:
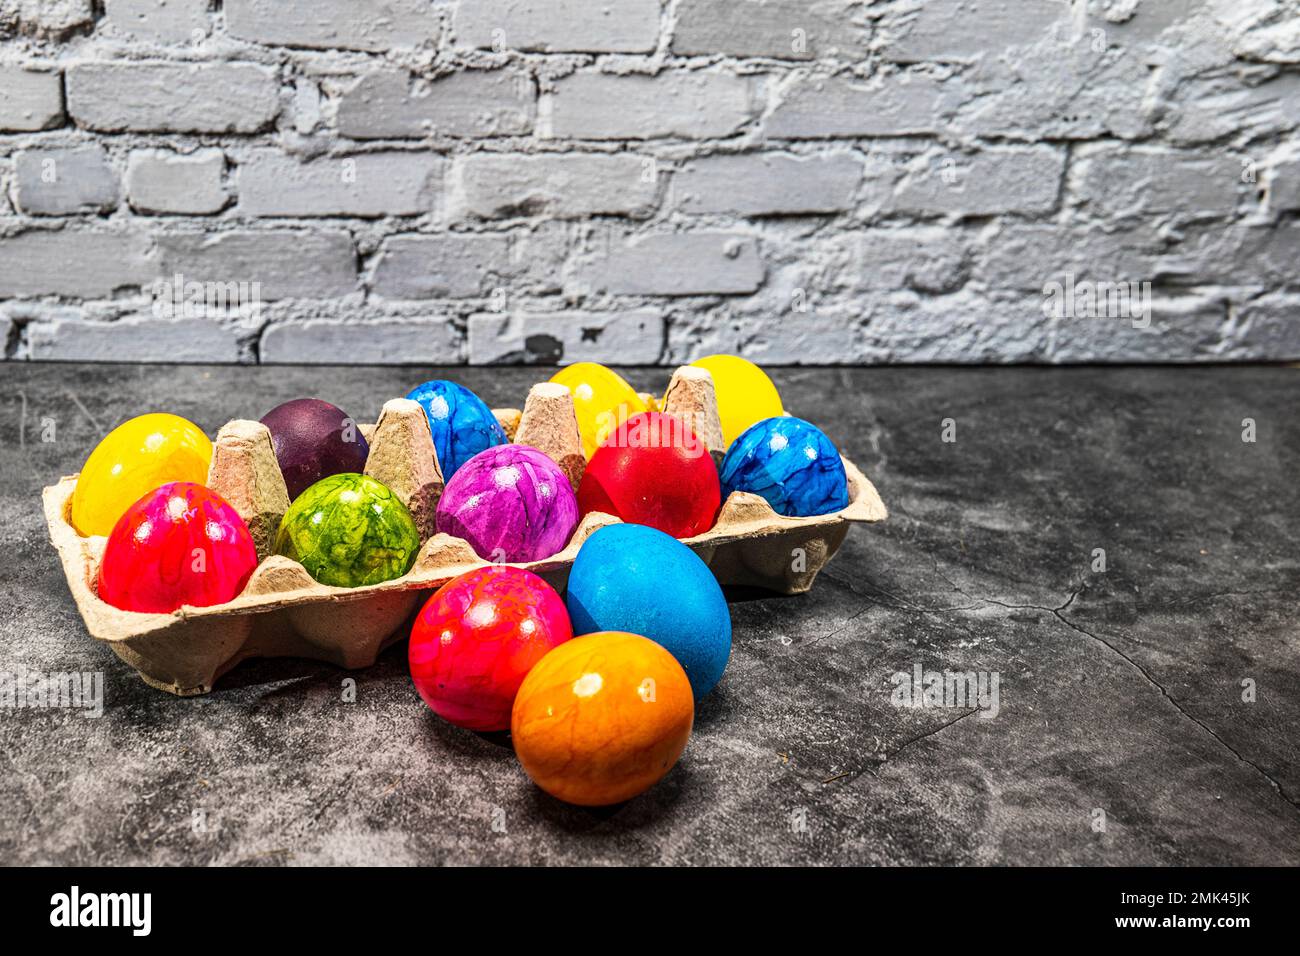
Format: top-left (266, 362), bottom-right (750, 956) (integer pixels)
top-left (853, 291), bottom-right (1053, 363)
top-left (667, 308), bottom-right (874, 364)
top-left (1230, 295), bottom-right (1300, 360)
top-left (28, 317), bottom-right (242, 363)
top-left (104, 0), bottom-right (210, 43)
top-left (454, 0), bottom-right (660, 53)
top-left (886, 146), bottom-right (1065, 217)
top-left (468, 309), bottom-right (664, 364)
top-left (1072, 146), bottom-right (1242, 222)
top-left (260, 319), bottom-right (459, 364)
top-left (952, 42), bottom-right (1152, 141)
top-left (338, 70), bottom-right (535, 140)
top-left (1046, 293), bottom-right (1229, 363)
top-left (0, 67), bottom-right (64, 132)
top-left (453, 154), bottom-right (658, 220)
top-left (155, 231), bottom-right (359, 300)
top-left (883, 0), bottom-right (1070, 62)
top-left (1153, 222), bottom-right (1300, 289)
top-left (237, 151), bottom-right (442, 218)
top-left (14, 147), bottom-right (119, 216)
top-left (225, 0), bottom-right (440, 52)
top-left (676, 152), bottom-right (860, 215)
top-left (673, 0), bottom-right (869, 60)
top-left (1084, 0), bottom-right (1205, 46)
top-left (0, 231), bottom-right (155, 298)
top-left (67, 62), bottom-right (279, 134)
top-left (1158, 72), bottom-right (1300, 146)
top-left (853, 228), bottom-right (971, 295)
top-left (980, 223), bottom-right (1161, 292)
top-left (549, 72), bottom-right (760, 141)
top-left (371, 234), bottom-right (517, 299)
top-left (1269, 152), bottom-right (1300, 213)
top-left (11, 0), bottom-right (94, 39)
top-left (1232, 14), bottom-right (1300, 64)
top-left (765, 72), bottom-right (955, 138)
top-left (126, 149), bottom-right (228, 215)
top-left (580, 233), bottom-right (764, 296)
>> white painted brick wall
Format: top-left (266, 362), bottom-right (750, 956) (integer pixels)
top-left (235, 150), bottom-right (443, 218)
top-left (371, 233), bottom-right (518, 299)
top-left (468, 309), bottom-right (665, 364)
top-left (0, 66), bottom-right (64, 131)
top-left (126, 149), bottom-right (228, 215)
top-left (1, 0), bottom-right (1298, 364)
top-left (451, 153), bottom-right (658, 220)
top-left (66, 62), bottom-right (280, 133)
top-left (548, 72), bottom-right (761, 140)
top-left (225, 0), bottom-right (441, 53)
top-left (338, 70), bottom-right (536, 140)
top-left (672, 0), bottom-right (869, 60)
top-left (675, 152), bottom-right (861, 215)
top-left (578, 233), bottom-right (765, 296)
top-left (103, 0), bottom-right (210, 43)
top-left (14, 146), bottom-right (118, 215)
top-left (454, 0), bottom-right (661, 54)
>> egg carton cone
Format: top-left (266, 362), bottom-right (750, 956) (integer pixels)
top-left (43, 367), bottom-right (887, 696)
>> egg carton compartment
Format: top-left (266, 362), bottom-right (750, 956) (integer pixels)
top-left (43, 366), bottom-right (887, 696)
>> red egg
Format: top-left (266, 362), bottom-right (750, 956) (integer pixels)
top-left (577, 411), bottom-right (721, 538)
top-left (409, 566), bottom-right (573, 732)
top-left (97, 482), bottom-right (258, 613)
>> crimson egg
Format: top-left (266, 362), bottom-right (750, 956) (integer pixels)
top-left (409, 566), bottom-right (573, 732)
top-left (97, 482), bottom-right (258, 613)
top-left (577, 411), bottom-right (721, 538)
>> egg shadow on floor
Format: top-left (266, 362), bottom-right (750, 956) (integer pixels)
top-left (420, 710), bottom-right (516, 759)
top-left (722, 583), bottom-right (796, 605)
top-left (216, 657), bottom-right (352, 696)
top-left (528, 761), bottom-right (692, 835)
top-left (692, 681), bottom-right (735, 731)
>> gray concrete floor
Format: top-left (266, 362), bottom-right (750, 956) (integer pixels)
top-left (1, 364), bottom-right (1297, 865)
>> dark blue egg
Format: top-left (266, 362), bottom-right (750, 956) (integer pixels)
top-left (566, 524), bottom-right (731, 699)
top-left (405, 380), bottom-right (507, 481)
top-left (719, 417), bottom-right (849, 517)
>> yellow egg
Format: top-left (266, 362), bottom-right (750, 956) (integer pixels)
top-left (550, 363), bottom-right (648, 459)
top-left (71, 413), bottom-right (213, 537)
top-left (689, 354), bottom-right (784, 448)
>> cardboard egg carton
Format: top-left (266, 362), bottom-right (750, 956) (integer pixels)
top-left (42, 366), bottom-right (887, 696)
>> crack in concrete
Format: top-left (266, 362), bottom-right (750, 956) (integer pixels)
top-left (822, 708), bottom-right (979, 786)
top-left (822, 551), bottom-right (1298, 817)
top-left (1052, 608), bottom-right (1300, 816)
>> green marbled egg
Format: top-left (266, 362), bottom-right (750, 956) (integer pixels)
top-left (274, 473), bottom-right (420, 588)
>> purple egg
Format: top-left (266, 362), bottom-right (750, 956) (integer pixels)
top-left (260, 398), bottom-right (370, 501)
top-left (436, 445), bottom-right (579, 563)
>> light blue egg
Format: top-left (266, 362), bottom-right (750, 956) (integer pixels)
top-left (405, 380), bottom-right (507, 481)
top-left (719, 417), bottom-right (849, 517)
top-left (566, 524), bottom-right (731, 699)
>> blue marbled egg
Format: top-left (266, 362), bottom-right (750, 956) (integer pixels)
top-left (719, 417), bottom-right (850, 517)
top-left (405, 380), bottom-right (507, 481)
top-left (566, 524), bottom-right (731, 699)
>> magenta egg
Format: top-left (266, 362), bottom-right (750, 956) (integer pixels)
top-left (435, 445), bottom-right (579, 563)
top-left (97, 482), bottom-right (259, 613)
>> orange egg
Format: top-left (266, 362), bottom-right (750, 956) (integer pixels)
top-left (511, 632), bottom-right (694, 806)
